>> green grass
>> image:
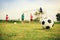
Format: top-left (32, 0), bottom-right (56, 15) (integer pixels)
top-left (0, 22), bottom-right (60, 40)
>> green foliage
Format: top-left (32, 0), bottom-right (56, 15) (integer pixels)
top-left (0, 20), bottom-right (6, 22)
top-left (0, 20), bottom-right (21, 23)
top-left (33, 18), bottom-right (39, 22)
top-left (54, 22), bottom-right (60, 24)
top-left (56, 13), bottom-right (60, 21)
top-left (24, 20), bottom-right (29, 23)
top-left (8, 20), bottom-right (21, 23)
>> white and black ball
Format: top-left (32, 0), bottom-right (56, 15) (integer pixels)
top-left (41, 18), bottom-right (54, 29)
top-left (14, 22), bottom-right (17, 24)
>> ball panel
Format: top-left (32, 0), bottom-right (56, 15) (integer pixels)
top-left (48, 19), bottom-right (51, 23)
top-left (42, 21), bottom-right (45, 25)
top-left (46, 26), bottom-right (50, 29)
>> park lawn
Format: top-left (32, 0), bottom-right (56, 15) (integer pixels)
top-left (0, 22), bottom-right (60, 40)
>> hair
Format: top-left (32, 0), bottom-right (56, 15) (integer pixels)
top-left (6, 14), bottom-right (8, 16)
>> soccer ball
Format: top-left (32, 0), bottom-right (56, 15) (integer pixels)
top-left (14, 22), bottom-right (17, 24)
top-left (41, 18), bottom-right (54, 29)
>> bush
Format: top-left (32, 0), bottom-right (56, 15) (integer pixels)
top-left (54, 22), bottom-right (60, 24)
top-left (24, 20), bottom-right (29, 23)
top-left (0, 20), bottom-right (6, 22)
top-left (56, 13), bottom-right (60, 21)
top-left (0, 20), bottom-right (21, 23)
top-left (33, 18), bottom-right (39, 22)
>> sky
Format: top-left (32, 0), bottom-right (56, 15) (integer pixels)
top-left (0, 0), bottom-right (60, 21)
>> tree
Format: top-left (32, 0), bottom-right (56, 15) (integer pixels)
top-left (56, 13), bottom-right (60, 21)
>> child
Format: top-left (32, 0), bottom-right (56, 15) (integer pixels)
top-left (6, 14), bottom-right (9, 22)
top-left (30, 14), bottom-right (33, 21)
top-left (21, 13), bottom-right (24, 23)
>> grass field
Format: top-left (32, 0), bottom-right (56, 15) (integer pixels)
top-left (0, 22), bottom-right (60, 40)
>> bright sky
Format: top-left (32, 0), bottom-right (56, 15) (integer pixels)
top-left (0, 0), bottom-right (60, 10)
top-left (0, 0), bottom-right (60, 21)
